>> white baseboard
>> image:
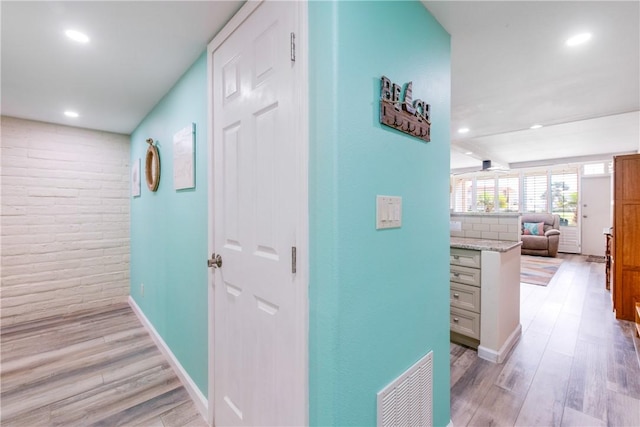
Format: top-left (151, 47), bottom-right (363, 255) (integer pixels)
top-left (128, 296), bottom-right (209, 424)
top-left (478, 323), bottom-right (522, 364)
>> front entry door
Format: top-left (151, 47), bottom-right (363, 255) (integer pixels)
top-left (211, 1), bottom-right (305, 426)
top-left (581, 175), bottom-right (611, 256)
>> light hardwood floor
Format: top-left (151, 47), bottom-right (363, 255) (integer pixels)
top-left (451, 254), bottom-right (640, 426)
top-left (0, 303), bottom-right (207, 427)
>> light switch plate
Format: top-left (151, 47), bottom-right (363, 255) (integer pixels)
top-left (376, 195), bottom-right (402, 229)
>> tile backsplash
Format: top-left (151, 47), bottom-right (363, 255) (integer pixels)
top-left (450, 212), bottom-right (521, 242)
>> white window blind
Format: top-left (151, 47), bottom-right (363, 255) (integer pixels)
top-left (523, 173), bottom-right (548, 212)
top-left (475, 177), bottom-right (496, 212)
top-left (551, 171), bottom-right (578, 226)
top-left (454, 178), bottom-right (473, 212)
top-left (497, 175), bottom-right (519, 212)
top-left (583, 163), bottom-right (605, 175)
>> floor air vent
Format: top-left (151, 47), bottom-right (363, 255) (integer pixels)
top-left (377, 351), bottom-right (433, 427)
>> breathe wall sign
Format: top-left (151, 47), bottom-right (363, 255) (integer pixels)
top-left (379, 76), bottom-right (431, 142)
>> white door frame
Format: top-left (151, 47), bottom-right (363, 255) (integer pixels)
top-left (205, 1), bottom-right (309, 424)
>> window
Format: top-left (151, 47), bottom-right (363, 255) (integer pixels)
top-left (475, 177), bottom-right (496, 212)
top-left (583, 161), bottom-right (613, 175)
top-left (551, 171), bottom-right (578, 226)
top-left (523, 173), bottom-right (548, 212)
top-left (583, 163), bottom-right (605, 175)
top-left (453, 178), bottom-right (473, 212)
top-left (497, 175), bottom-right (519, 212)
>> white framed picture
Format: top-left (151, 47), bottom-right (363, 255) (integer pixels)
top-left (131, 158), bottom-right (141, 197)
top-left (173, 123), bottom-right (195, 190)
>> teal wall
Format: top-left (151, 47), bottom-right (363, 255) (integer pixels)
top-left (308, 1), bottom-right (451, 425)
top-left (130, 52), bottom-right (208, 395)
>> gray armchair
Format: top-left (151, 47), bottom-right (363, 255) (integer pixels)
top-left (520, 213), bottom-right (561, 257)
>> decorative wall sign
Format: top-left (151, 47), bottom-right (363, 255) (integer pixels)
top-left (131, 158), bottom-right (141, 197)
top-left (173, 123), bottom-right (196, 190)
top-left (379, 76), bottom-right (431, 142)
top-left (145, 138), bottom-right (161, 192)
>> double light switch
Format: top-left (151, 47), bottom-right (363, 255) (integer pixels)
top-left (376, 195), bottom-right (402, 229)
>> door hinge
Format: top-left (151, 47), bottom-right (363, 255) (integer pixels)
top-left (291, 246), bottom-right (297, 274)
top-left (290, 32), bottom-right (296, 62)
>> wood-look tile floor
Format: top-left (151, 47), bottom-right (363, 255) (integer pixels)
top-left (451, 254), bottom-right (640, 426)
top-left (0, 303), bottom-right (208, 427)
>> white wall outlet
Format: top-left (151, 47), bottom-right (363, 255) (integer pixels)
top-left (141, 283), bottom-right (144, 297)
top-left (376, 195), bottom-right (402, 229)
top-left (450, 221), bottom-right (462, 231)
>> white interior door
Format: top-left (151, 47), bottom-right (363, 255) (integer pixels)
top-left (580, 175), bottom-right (611, 256)
top-left (211, 2), bottom-right (305, 425)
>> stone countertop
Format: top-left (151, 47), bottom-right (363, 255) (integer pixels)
top-left (450, 237), bottom-right (522, 252)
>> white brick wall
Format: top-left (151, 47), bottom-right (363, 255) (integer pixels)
top-left (1, 116), bottom-right (130, 325)
top-left (450, 212), bottom-right (521, 242)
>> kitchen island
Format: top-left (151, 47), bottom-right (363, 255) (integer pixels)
top-left (450, 237), bottom-right (522, 363)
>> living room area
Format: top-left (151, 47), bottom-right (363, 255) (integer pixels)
top-left (433, 1), bottom-right (640, 423)
top-left (447, 156), bottom-right (640, 426)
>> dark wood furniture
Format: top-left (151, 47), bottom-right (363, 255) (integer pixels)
top-left (605, 230), bottom-right (612, 290)
top-left (612, 154), bottom-right (640, 321)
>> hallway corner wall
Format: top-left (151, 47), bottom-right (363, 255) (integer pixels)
top-left (130, 52), bottom-right (209, 395)
top-left (308, 1), bottom-right (452, 425)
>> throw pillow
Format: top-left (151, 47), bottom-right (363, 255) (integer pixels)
top-left (523, 222), bottom-right (545, 236)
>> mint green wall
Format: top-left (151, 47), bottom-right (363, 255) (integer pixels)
top-left (308, 1), bottom-right (451, 425)
top-left (130, 52), bottom-right (208, 395)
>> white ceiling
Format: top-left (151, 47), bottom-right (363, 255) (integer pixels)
top-left (424, 1), bottom-right (640, 172)
top-left (2, 1), bottom-right (639, 169)
top-left (1, 1), bottom-right (243, 135)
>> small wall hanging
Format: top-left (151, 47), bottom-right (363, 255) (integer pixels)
top-left (173, 123), bottom-right (196, 190)
top-left (145, 138), bottom-right (161, 192)
top-left (379, 76), bottom-right (431, 142)
top-left (131, 158), bottom-right (141, 197)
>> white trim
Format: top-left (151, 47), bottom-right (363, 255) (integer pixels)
top-left (206, 0), bottom-right (310, 424)
top-left (205, 15), bottom-right (216, 426)
top-left (295, 1), bottom-right (310, 424)
top-left (447, 420), bottom-right (454, 427)
top-left (128, 296), bottom-right (209, 424)
top-left (478, 323), bottom-right (522, 364)
top-left (207, 0), bottom-right (262, 54)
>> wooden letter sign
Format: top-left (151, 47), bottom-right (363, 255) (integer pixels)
top-left (380, 76), bottom-right (431, 142)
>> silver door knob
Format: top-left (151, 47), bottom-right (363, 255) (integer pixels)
top-left (208, 253), bottom-right (222, 269)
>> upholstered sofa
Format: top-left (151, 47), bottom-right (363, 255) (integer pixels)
top-left (521, 213), bottom-right (561, 257)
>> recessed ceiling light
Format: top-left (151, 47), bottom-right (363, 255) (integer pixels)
top-left (64, 111), bottom-right (79, 118)
top-left (465, 151), bottom-right (473, 155)
top-left (458, 127), bottom-right (470, 134)
top-left (65, 29), bottom-right (90, 44)
top-left (530, 124), bottom-right (543, 129)
top-left (566, 32), bottom-right (591, 47)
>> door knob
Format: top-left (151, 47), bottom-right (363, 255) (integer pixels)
top-left (208, 253), bottom-right (222, 269)
top-left (583, 215), bottom-right (588, 218)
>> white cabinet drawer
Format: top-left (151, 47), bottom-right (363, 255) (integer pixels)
top-left (450, 248), bottom-right (481, 268)
top-left (450, 264), bottom-right (481, 287)
top-left (450, 282), bottom-right (481, 313)
top-left (450, 307), bottom-right (480, 340)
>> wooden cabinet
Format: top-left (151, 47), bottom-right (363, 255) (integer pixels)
top-left (605, 231), bottom-right (612, 290)
top-left (613, 154), bottom-right (640, 321)
top-left (450, 248), bottom-right (481, 348)
top-left (450, 239), bottom-right (522, 363)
